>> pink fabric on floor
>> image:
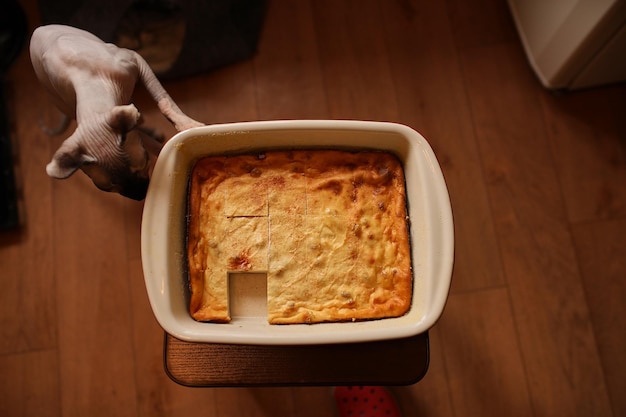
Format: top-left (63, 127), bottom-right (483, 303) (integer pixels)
top-left (334, 386), bottom-right (402, 417)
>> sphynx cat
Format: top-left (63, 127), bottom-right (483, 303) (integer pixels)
top-left (30, 24), bottom-right (204, 200)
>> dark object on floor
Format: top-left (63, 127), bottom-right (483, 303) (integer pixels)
top-left (0, 0), bottom-right (27, 230)
top-left (37, 0), bottom-right (266, 79)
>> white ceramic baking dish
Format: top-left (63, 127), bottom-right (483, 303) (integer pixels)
top-left (141, 120), bottom-right (453, 345)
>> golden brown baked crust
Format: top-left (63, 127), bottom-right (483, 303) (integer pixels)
top-left (187, 150), bottom-right (412, 324)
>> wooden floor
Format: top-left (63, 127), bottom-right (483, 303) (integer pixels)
top-left (2, 0), bottom-right (625, 416)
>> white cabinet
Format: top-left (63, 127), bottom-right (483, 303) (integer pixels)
top-left (508, 0), bottom-right (626, 90)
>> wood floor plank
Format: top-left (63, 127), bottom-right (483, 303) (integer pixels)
top-left (122, 199), bottom-right (144, 262)
top-left (0, 41), bottom-right (57, 355)
top-left (214, 388), bottom-right (295, 417)
top-left (393, 326), bottom-right (454, 417)
top-left (0, 350), bottom-right (61, 417)
top-left (445, 0), bottom-right (518, 50)
top-left (170, 62), bottom-right (259, 125)
top-left (252, 0), bottom-right (328, 120)
top-left (52, 176), bottom-right (138, 417)
top-left (572, 219), bottom-right (626, 417)
top-left (461, 42), bottom-right (613, 416)
top-left (312, 0), bottom-right (399, 121)
top-left (437, 289), bottom-right (532, 417)
top-left (540, 86), bottom-right (626, 223)
top-left (381, 0), bottom-right (505, 292)
top-left (289, 387), bottom-right (335, 417)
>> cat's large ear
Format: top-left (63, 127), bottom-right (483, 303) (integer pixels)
top-left (46, 142), bottom-right (96, 179)
top-left (106, 104), bottom-right (141, 134)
